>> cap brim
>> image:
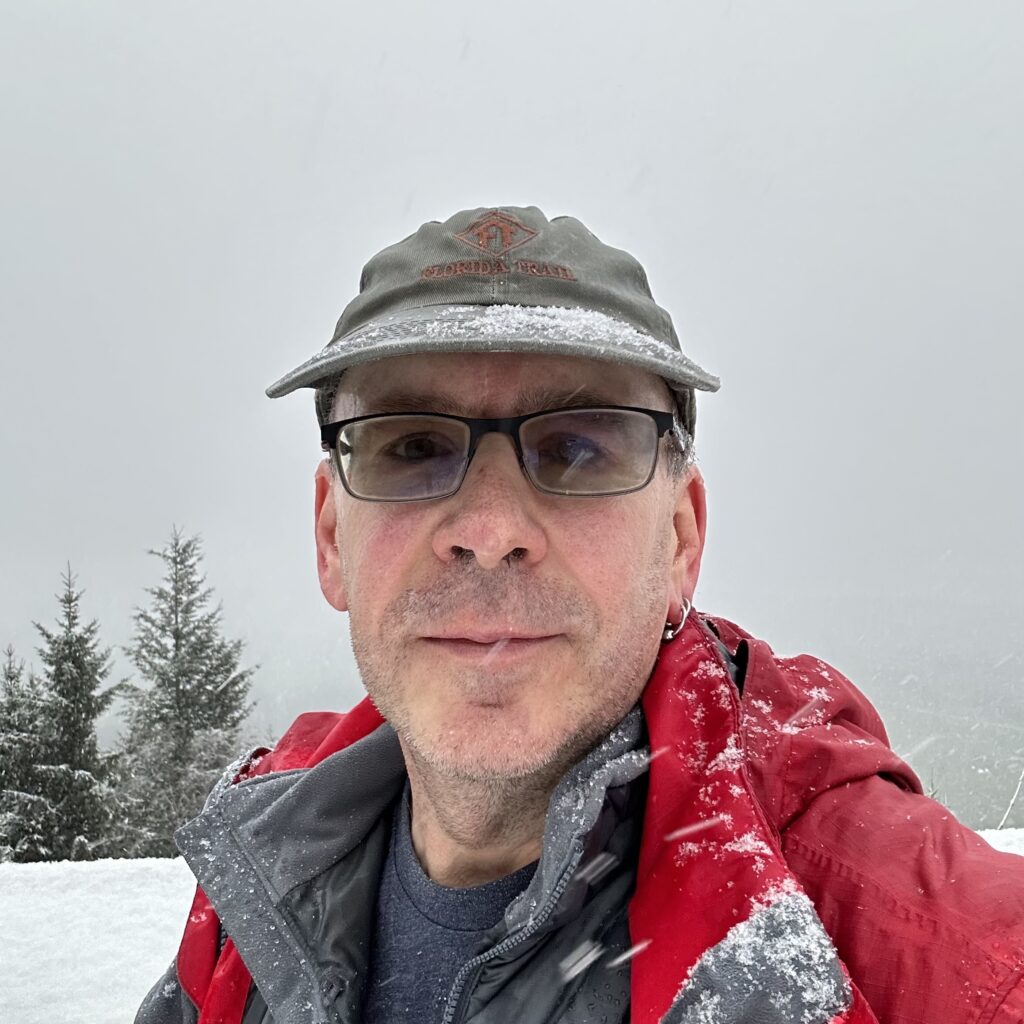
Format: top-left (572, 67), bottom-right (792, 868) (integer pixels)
top-left (266, 304), bottom-right (720, 399)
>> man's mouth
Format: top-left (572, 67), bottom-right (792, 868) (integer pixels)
top-left (427, 629), bottom-right (555, 643)
top-left (420, 633), bottom-right (561, 659)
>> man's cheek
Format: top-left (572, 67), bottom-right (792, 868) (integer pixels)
top-left (562, 530), bottom-right (644, 593)
top-left (346, 515), bottom-right (426, 589)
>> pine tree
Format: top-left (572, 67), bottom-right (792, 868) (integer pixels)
top-left (30, 568), bottom-right (118, 860)
top-left (0, 646), bottom-right (58, 861)
top-left (125, 529), bottom-right (252, 744)
top-left (117, 528), bottom-right (255, 856)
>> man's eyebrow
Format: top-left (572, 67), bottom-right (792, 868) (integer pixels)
top-left (366, 386), bottom-right (625, 416)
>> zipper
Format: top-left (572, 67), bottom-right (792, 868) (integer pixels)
top-left (440, 850), bottom-right (583, 1024)
top-left (437, 724), bottom-right (649, 1024)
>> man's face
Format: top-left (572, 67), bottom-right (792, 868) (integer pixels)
top-left (314, 352), bottom-right (706, 784)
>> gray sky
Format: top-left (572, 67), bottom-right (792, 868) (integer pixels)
top-left (2, 1), bottom-right (1021, 824)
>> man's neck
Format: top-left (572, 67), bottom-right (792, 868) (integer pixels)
top-left (402, 752), bottom-right (552, 887)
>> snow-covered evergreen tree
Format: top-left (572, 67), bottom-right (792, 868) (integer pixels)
top-left (116, 529), bottom-right (255, 856)
top-left (0, 646), bottom-right (59, 861)
top-left (30, 569), bottom-right (118, 860)
top-left (125, 529), bottom-right (253, 742)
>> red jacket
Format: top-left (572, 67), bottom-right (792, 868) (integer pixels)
top-left (168, 613), bottom-right (1024, 1023)
top-left (711, 616), bottom-right (1024, 1023)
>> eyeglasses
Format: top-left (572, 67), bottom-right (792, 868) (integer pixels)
top-left (320, 405), bottom-right (684, 502)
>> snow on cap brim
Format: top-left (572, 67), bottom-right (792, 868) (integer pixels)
top-left (265, 304), bottom-right (721, 400)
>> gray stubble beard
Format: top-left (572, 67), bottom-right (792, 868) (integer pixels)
top-left (347, 551), bottom-right (668, 822)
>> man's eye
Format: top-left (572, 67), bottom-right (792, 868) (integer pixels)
top-left (536, 433), bottom-right (604, 467)
top-left (382, 433), bottom-right (456, 462)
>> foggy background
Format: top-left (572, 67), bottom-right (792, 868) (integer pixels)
top-left (2, 1), bottom-right (1021, 827)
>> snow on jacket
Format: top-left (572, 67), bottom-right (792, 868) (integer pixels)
top-left (136, 612), bottom-right (1024, 1024)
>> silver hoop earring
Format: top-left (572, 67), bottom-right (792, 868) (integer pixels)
top-left (662, 597), bottom-right (692, 643)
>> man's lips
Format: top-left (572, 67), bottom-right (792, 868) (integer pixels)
top-left (419, 634), bottom-right (562, 659)
top-left (426, 630), bottom-right (556, 644)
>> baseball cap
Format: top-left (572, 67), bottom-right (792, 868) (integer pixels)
top-left (265, 206), bottom-right (720, 417)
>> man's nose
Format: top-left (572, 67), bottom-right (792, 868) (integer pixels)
top-left (430, 434), bottom-right (548, 570)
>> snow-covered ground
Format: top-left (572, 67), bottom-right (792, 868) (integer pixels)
top-left (2, 831), bottom-right (1022, 1024)
top-left (1, 857), bottom-right (196, 1024)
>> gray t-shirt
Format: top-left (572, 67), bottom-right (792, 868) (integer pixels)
top-left (361, 788), bottom-right (538, 1024)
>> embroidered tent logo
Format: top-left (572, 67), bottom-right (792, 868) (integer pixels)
top-left (455, 211), bottom-right (537, 256)
top-left (420, 210), bottom-right (575, 280)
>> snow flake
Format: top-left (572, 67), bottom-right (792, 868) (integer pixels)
top-left (673, 840), bottom-right (712, 865)
top-left (722, 831), bottom-right (772, 857)
top-left (675, 989), bottom-right (724, 1023)
top-left (706, 735), bottom-right (744, 774)
top-left (750, 876), bottom-right (800, 912)
top-left (712, 684), bottom-right (734, 710)
top-left (697, 781), bottom-right (723, 806)
top-left (693, 659), bottom-right (728, 681)
top-left (676, 738), bottom-right (709, 772)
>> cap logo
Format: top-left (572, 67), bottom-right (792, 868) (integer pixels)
top-left (455, 210), bottom-right (537, 256)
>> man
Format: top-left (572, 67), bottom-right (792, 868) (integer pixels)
top-left (137, 206), bottom-right (1024, 1024)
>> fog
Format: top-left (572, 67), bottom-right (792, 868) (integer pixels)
top-left (1, 1), bottom-right (1021, 826)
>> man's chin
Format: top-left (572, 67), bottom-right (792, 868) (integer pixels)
top-left (421, 743), bottom-right (552, 784)
top-left (405, 718), bottom-right (571, 784)
top-left (404, 709), bottom-right (608, 786)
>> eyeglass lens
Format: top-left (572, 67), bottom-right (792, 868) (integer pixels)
top-left (337, 409), bottom-right (660, 501)
top-left (340, 416), bottom-right (470, 501)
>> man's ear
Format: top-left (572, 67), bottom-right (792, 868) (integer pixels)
top-left (668, 465), bottom-right (708, 611)
top-left (314, 460), bottom-right (349, 612)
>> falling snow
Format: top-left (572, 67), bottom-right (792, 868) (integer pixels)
top-left (780, 696), bottom-right (828, 734)
top-left (575, 851), bottom-right (619, 886)
top-left (559, 939), bottom-right (605, 982)
top-left (605, 939), bottom-right (652, 968)
top-left (664, 814), bottom-right (733, 842)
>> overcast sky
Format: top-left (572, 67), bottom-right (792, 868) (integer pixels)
top-left (2, 2), bottom-right (1021, 821)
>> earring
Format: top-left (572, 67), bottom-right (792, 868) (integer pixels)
top-left (662, 597), bottom-right (692, 643)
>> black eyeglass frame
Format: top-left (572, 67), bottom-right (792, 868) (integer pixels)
top-left (319, 404), bottom-right (685, 503)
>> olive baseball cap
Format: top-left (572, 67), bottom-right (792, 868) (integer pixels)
top-left (265, 205), bottom-right (720, 415)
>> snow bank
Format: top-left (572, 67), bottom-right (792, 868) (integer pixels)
top-left (985, 828), bottom-right (1024, 856)
top-left (2, 831), bottom-right (1022, 1024)
top-left (0, 857), bottom-right (195, 1024)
